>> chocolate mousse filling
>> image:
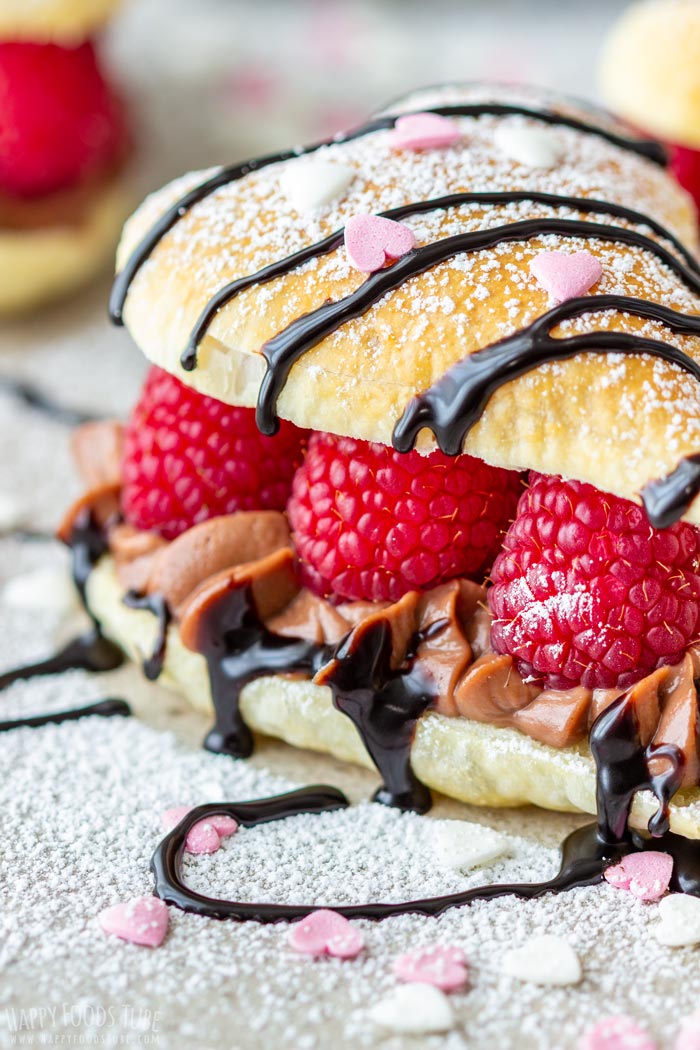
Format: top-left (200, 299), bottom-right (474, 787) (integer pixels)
top-left (35, 420), bottom-right (698, 825)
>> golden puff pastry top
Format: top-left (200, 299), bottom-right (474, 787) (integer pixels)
top-left (600, 0), bottom-right (700, 149)
top-left (0, 0), bottom-right (121, 40)
top-left (115, 84), bottom-right (700, 522)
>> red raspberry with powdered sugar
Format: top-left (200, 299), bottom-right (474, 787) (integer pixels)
top-left (287, 432), bottom-right (522, 603)
top-left (121, 366), bottom-right (308, 540)
top-left (489, 472), bottom-right (700, 690)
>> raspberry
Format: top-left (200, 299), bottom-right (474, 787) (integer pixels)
top-left (489, 473), bottom-right (700, 690)
top-left (0, 40), bottom-right (128, 197)
top-left (287, 432), bottom-right (522, 602)
top-left (122, 367), bottom-right (308, 540)
top-left (669, 143), bottom-right (700, 209)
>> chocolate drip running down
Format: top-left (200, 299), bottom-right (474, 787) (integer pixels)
top-left (590, 691), bottom-right (685, 844)
top-left (109, 100), bottom-right (665, 325)
top-left (0, 510), bottom-right (124, 693)
top-left (181, 576), bottom-right (439, 811)
top-left (183, 582), bottom-right (325, 760)
top-left (123, 590), bottom-right (172, 681)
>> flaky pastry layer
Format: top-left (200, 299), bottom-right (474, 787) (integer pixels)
top-left (0, 176), bottom-right (129, 314)
top-left (600, 0), bottom-right (700, 149)
top-left (115, 84), bottom-right (700, 521)
top-left (87, 555), bottom-right (700, 839)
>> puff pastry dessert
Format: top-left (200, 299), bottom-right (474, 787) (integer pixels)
top-left (0, 0), bottom-right (130, 313)
top-left (60, 83), bottom-right (700, 845)
top-left (601, 0), bottom-right (700, 208)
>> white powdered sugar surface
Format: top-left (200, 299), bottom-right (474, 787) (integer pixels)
top-left (0, 531), bottom-right (698, 1050)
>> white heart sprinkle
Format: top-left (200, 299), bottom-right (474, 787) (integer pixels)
top-left (368, 983), bottom-right (455, 1034)
top-left (501, 934), bottom-right (581, 986)
top-left (0, 491), bottom-right (25, 532)
top-left (1, 567), bottom-right (79, 617)
top-left (431, 819), bottom-right (508, 873)
top-left (279, 158), bottom-right (355, 213)
top-left (494, 124), bottom-right (565, 169)
top-left (656, 894), bottom-right (700, 947)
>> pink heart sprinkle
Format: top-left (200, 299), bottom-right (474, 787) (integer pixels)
top-left (288, 909), bottom-right (364, 959)
top-left (160, 806), bottom-right (238, 855)
top-left (529, 250), bottom-right (602, 302)
top-left (393, 945), bottom-right (469, 992)
top-left (603, 851), bottom-right (673, 902)
top-left (344, 214), bottom-right (416, 273)
top-left (98, 896), bottom-right (169, 948)
top-left (390, 112), bottom-right (461, 151)
top-left (579, 1016), bottom-right (657, 1050)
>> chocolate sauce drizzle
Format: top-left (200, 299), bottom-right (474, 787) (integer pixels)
top-left (150, 685), bottom-right (700, 924)
top-left (180, 190), bottom-right (700, 372)
top-left (150, 789), bottom-right (700, 925)
top-left (255, 225), bottom-right (700, 438)
top-left (0, 376), bottom-right (100, 427)
top-left (393, 296), bottom-right (700, 454)
top-left (0, 697), bottom-right (131, 733)
top-left (109, 100), bottom-right (665, 326)
top-left (123, 591), bottom-right (172, 681)
top-left (0, 510), bottom-right (124, 694)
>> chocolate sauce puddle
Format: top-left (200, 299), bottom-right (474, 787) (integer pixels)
top-left (181, 191), bottom-right (699, 371)
top-left (0, 376), bottom-right (100, 427)
top-left (149, 786), bottom-right (700, 925)
top-left (123, 591), bottom-right (171, 681)
top-left (0, 697), bottom-right (131, 733)
top-left (0, 509), bottom-right (124, 693)
top-left (110, 100), bottom-right (664, 326)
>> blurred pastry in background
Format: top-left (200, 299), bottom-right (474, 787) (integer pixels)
top-left (600, 0), bottom-right (700, 209)
top-left (0, 0), bottom-right (131, 314)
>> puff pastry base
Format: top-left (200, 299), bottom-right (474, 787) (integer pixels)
top-left (0, 177), bottom-right (129, 315)
top-left (0, 0), bottom-right (121, 41)
top-left (600, 0), bottom-right (700, 149)
top-left (86, 555), bottom-right (700, 839)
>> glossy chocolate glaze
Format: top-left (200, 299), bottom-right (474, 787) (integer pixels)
top-left (123, 590), bottom-right (171, 681)
top-left (0, 510), bottom-right (124, 693)
top-left (180, 190), bottom-right (700, 371)
top-left (393, 295), bottom-right (700, 455)
top-left (0, 697), bottom-right (131, 733)
top-left (0, 376), bottom-right (99, 427)
top-left (110, 100), bottom-right (665, 326)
